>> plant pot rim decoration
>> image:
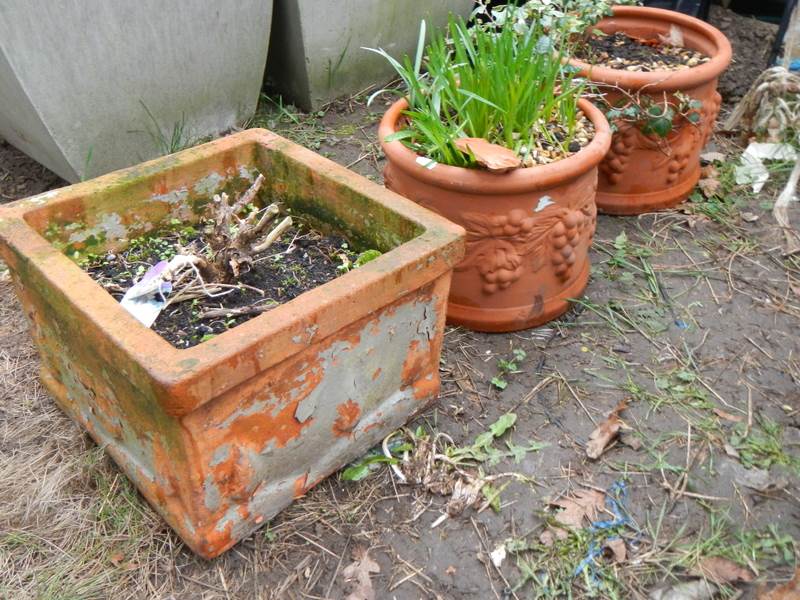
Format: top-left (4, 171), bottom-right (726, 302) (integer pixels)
top-left (568, 5), bottom-right (732, 91)
top-left (379, 97), bottom-right (613, 193)
top-left (0, 129), bottom-right (466, 558)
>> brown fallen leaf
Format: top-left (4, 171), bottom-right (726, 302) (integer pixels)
top-left (455, 137), bottom-right (521, 173)
top-left (713, 407), bottom-right (744, 423)
top-left (698, 177), bottom-right (721, 198)
top-left (540, 488), bottom-right (606, 543)
top-left (605, 538), bottom-right (627, 563)
top-left (342, 547), bottom-right (381, 600)
top-left (539, 528), bottom-right (556, 547)
top-left (690, 557), bottom-right (754, 585)
top-left (619, 432), bottom-right (643, 451)
top-left (586, 401), bottom-right (627, 460)
top-left (757, 567), bottom-right (800, 599)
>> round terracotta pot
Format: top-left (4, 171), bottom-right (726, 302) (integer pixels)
top-left (568, 6), bottom-right (732, 215)
top-left (379, 98), bottom-right (612, 332)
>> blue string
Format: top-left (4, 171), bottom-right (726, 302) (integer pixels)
top-left (572, 481), bottom-right (635, 586)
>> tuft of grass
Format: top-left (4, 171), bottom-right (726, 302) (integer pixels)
top-left (139, 100), bottom-right (197, 155)
top-left (730, 415), bottom-right (800, 473)
top-left (367, 9), bottom-right (584, 166)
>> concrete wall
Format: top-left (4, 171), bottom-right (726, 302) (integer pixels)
top-left (267, 0), bottom-right (475, 111)
top-left (0, 1), bottom-right (272, 182)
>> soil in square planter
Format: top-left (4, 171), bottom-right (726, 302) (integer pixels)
top-left (80, 220), bottom-right (371, 348)
top-left (577, 31), bottom-right (711, 72)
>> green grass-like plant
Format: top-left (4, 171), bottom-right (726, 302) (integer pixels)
top-left (367, 8), bottom-right (585, 167)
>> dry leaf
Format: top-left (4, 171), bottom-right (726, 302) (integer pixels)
top-left (757, 567), bottom-right (800, 599)
top-left (619, 432), bottom-right (643, 451)
top-left (649, 580), bottom-right (717, 600)
top-left (455, 138), bottom-right (521, 173)
top-left (713, 407), bottom-right (744, 423)
top-left (724, 443), bottom-right (740, 459)
top-left (539, 528), bottom-right (556, 546)
top-left (446, 477), bottom-right (485, 516)
top-left (586, 401), bottom-right (627, 459)
top-left (658, 24), bottom-right (685, 47)
top-left (554, 489), bottom-right (605, 526)
top-left (605, 538), bottom-right (627, 563)
top-left (690, 557), bottom-right (754, 584)
top-left (540, 488), bottom-right (606, 543)
top-left (740, 211), bottom-right (760, 222)
top-left (342, 547), bottom-right (381, 600)
top-left (698, 177), bottom-right (721, 198)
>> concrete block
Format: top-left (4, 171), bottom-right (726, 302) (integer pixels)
top-left (266, 0), bottom-right (475, 111)
top-left (0, 1), bottom-right (273, 182)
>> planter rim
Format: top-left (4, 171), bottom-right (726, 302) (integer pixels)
top-left (379, 98), bottom-right (612, 195)
top-left (0, 129), bottom-right (465, 415)
top-left (567, 5), bottom-right (732, 91)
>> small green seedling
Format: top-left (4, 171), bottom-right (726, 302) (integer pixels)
top-left (491, 348), bottom-right (527, 390)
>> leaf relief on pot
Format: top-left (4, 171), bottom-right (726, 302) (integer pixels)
top-left (600, 94), bottom-right (721, 187)
top-left (456, 201), bottom-right (597, 295)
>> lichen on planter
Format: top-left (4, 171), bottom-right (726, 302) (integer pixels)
top-left (569, 6), bottom-right (732, 215)
top-left (0, 129), bottom-right (464, 558)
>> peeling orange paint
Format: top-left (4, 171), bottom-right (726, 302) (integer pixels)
top-left (332, 400), bottom-right (361, 438)
top-left (211, 445), bottom-right (252, 502)
top-left (293, 473), bottom-right (309, 499)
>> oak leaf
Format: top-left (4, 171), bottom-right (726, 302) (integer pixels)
top-left (690, 557), bottom-right (754, 585)
top-left (342, 547), bottom-right (381, 600)
top-left (757, 567), bottom-right (800, 599)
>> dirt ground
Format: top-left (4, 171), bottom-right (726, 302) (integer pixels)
top-left (1, 8), bottom-right (799, 600)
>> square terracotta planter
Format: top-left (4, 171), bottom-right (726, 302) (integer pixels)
top-left (0, 129), bottom-right (464, 558)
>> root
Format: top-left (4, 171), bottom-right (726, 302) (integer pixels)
top-left (201, 173), bottom-right (296, 282)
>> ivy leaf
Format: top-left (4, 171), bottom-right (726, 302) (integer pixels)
top-left (643, 116), bottom-right (673, 138)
